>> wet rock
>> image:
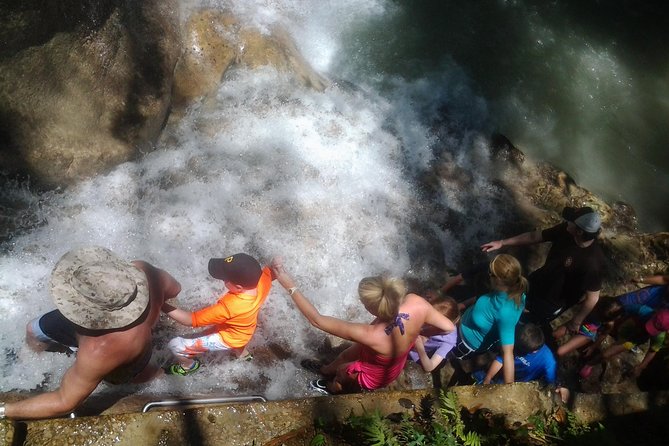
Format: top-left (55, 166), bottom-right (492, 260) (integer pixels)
top-left (0, 420), bottom-right (15, 446)
top-left (172, 9), bottom-right (328, 109)
top-left (0, 4), bottom-right (326, 189)
top-left (171, 10), bottom-right (240, 108)
top-left (0, 0), bottom-right (181, 188)
top-left (452, 382), bottom-right (554, 426)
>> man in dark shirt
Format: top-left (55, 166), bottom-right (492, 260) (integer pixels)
top-left (480, 207), bottom-right (605, 334)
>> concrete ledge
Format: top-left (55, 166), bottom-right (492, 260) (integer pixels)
top-left (3, 384), bottom-right (669, 445)
top-left (4, 389), bottom-right (436, 446)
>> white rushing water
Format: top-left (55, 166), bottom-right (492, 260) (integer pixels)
top-left (0, 1), bottom-right (510, 400)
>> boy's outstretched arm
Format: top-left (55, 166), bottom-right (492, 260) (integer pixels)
top-left (162, 302), bottom-right (194, 326)
top-left (483, 358), bottom-right (503, 384)
top-left (633, 274), bottom-right (669, 286)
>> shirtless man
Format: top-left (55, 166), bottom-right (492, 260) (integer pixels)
top-left (0, 246), bottom-right (181, 420)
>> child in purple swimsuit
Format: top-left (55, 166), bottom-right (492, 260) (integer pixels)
top-left (410, 297), bottom-right (460, 372)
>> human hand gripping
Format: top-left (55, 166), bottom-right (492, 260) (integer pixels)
top-left (415, 335), bottom-right (427, 350)
top-left (270, 257), bottom-right (296, 290)
top-left (480, 240), bottom-right (503, 252)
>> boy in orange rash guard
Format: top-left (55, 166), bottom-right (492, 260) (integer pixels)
top-left (162, 253), bottom-right (274, 375)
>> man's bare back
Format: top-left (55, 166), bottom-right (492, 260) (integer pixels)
top-left (2, 249), bottom-right (181, 420)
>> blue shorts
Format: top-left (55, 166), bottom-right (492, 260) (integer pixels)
top-left (29, 310), bottom-right (79, 351)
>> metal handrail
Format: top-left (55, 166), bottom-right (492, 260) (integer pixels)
top-left (142, 395), bottom-right (267, 413)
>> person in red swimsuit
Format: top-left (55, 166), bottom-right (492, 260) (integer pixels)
top-left (270, 257), bottom-right (456, 394)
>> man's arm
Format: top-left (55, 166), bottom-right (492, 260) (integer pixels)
top-left (633, 275), bottom-right (669, 286)
top-left (132, 261), bottom-right (181, 304)
top-left (441, 274), bottom-right (464, 295)
top-left (632, 349), bottom-right (658, 378)
top-left (4, 356), bottom-right (105, 420)
top-left (566, 290), bottom-right (600, 331)
top-left (481, 230), bottom-right (543, 252)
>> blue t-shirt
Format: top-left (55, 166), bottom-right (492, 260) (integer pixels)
top-left (496, 344), bottom-right (557, 384)
top-left (408, 331), bottom-right (457, 364)
top-left (460, 290), bottom-right (526, 350)
top-left (617, 285), bottom-right (669, 320)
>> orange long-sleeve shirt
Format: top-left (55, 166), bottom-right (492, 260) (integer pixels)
top-left (191, 267), bottom-right (272, 348)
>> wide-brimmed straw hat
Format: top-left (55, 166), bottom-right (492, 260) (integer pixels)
top-left (49, 246), bottom-right (149, 330)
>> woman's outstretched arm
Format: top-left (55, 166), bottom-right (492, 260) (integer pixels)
top-left (270, 258), bottom-right (374, 344)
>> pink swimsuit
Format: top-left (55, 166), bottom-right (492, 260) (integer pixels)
top-left (346, 343), bottom-right (414, 390)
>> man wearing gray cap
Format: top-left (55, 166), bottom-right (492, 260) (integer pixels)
top-left (481, 206), bottom-right (605, 335)
top-left (0, 246), bottom-right (181, 420)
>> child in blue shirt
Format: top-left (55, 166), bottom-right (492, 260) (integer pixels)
top-left (474, 322), bottom-right (557, 385)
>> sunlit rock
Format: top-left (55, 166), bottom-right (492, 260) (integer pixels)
top-left (0, 1), bottom-right (180, 187)
top-left (172, 9), bottom-right (328, 109)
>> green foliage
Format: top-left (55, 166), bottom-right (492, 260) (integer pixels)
top-left (309, 432), bottom-right (327, 446)
top-left (313, 389), bottom-right (605, 446)
top-left (309, 416), bottom-right (328, 446)
top-left (438, 390), bottom-right (481, 446)
top-left (360, 410), bottom-right (401, 446)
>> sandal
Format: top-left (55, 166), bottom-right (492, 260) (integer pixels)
top-left (300, 358), bottom-right (325, 375)
top-left (309, 378), bottom-right (331, 395)
top-left (238, 352), bottom-right (253, 362)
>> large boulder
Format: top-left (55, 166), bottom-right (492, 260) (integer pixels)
top-left (0, 5), bottom-right (329, 189)
top-left (172, 9), bottom-right (328, 109)
top-left (0, 0), bottom-right (181, 187)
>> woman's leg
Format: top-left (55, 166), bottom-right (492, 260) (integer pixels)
top-left (329, 361), bottom-right (361, 394)
top-left (321, 343), bottom-right (363, 375)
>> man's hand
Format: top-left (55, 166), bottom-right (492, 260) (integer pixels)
top-left (481, 240), bottom-right (503, 252)
top-left (555, 387), bottom-right (570, 404)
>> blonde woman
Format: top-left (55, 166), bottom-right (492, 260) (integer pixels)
top-left (453, 254), bottom-right (528, 384)
top-left (270, 258), bottom-right (456, 394)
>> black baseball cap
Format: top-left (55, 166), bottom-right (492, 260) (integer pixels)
top-left (208, 253), bottom-right (262, 288)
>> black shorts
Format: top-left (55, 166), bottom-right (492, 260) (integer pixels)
top-left (31, 310), bottom-right (79, 348)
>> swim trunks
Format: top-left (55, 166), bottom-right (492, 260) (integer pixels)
top-left (168, 331), bottom-right (233, 358)
top-left (103, 347), bottom-right (154, 385)
top-left (30, 310), bottom-right (78, 349)
top-left (578, 322), bottom-right (601, 341)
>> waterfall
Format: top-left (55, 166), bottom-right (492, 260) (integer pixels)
top-left (1, 0), bottom-right (667, 401)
